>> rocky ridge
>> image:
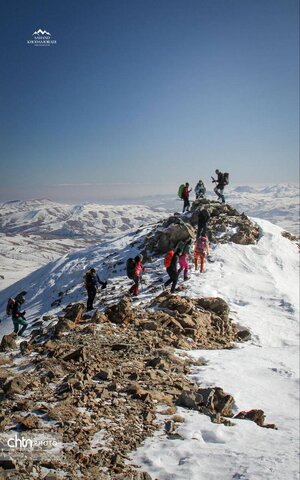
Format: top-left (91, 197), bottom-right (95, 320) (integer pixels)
top-left (0, 292), bottom-right (275, 480)
top-left (0, 201), bottom-right (275, 479)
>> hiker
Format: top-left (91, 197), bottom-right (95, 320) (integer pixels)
top-left (197, 205), bottom-right (210, 238)
top-left (182, 183), bottom-right (192, 213)
top-left (194, 179), bottom-right (206, 199)
top-left (194, 235), bottom-right (210, 273)
top-left (212, 169), bottom-right (227, 203)
top-left (84, 268), bottom-right (107, 311)
top-left (128, 254), bottom-right (145, 296)
top-left (164, 248), bottom-right (182, 293)
top-left (11, 291), bottom-right (28, 336)
top-left (178, 239), bottom-right (192, 281)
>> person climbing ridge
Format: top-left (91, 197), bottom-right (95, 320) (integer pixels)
top-left (178, 239), bottom-right (192, 281)
top-left (164, 247), bottom-right (182, 293)
top-left (197, 205), bottom-right (210, 238)
top-left (194, 235), bottom-right (210, 273)
top-left (84, 268), bottom-right (107, 311)
top-left (10, 291), bottom-right (28, 336)
top-left (194, 179), bottom-right (206, 199)
top-left (181, 182), bottom-right (192, 213)
top-left (212, 169), bottom-right (229, 203)
top-left (127, 254), bottom-right (145, 296)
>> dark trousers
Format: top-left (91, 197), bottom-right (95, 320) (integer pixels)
top-left (87, 286), bottom-right (97, 310)
top-left (129, 276), bottom-right (140, 296)
top-left (165, 268), bottom-right (178, 293)
top-left (182, 199), bottom-right (190, 213)
top-left (197, 221), bottom-right (208, 239)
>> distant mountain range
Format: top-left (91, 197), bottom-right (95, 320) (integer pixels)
top-left (0, 184), bottom-right (298, 289)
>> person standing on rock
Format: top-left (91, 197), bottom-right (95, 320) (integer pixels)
top-left (182, 183), bottom-right (192, 213)
top-left (212, 169), bottom-right (226, 203)
top-left (84, 268), bottom-right (107, 311)
top-left (128, 255), bottom-right (145, 297)
top-left (11, 291), bottom-right (28, 336)
top-left (164, 248), bottom-right (182, 293)
top-left (197, 205), bottom-right (210, 238)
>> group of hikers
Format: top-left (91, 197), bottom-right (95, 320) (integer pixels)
top-left (125, 204), bottom-right (210, 297)
top-left (5, 170), bottom-right (226, 334)
top-left (179, 169), bottom-right (229, 212)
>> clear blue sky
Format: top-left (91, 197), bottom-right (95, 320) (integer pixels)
top-left (0, 0), bottom-right (299, 201)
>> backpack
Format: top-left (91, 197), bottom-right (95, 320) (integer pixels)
top-left (196, 236), bottom-right (208, 255)
top-left (164, 250), bottom-right (174, 268)
top-left (178, 184), bottom-right (185, 199)
top-left (223, 172), bottom-right (229, 185)
top-left (6, 297), bottom-right (15, 316)
top-left (126, 258), bottom-right (136, 279)
top-left (84, 271), bottom-right (96, 288)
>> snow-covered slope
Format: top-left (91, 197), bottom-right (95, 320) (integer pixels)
top-left (0, 216), bottom-right (299, 479)
top-left (227, 184), bottom-right (299, 236)
top-left (0, 199), bottom-right (168, 288)
top-left (132, 219), bottom-right (299, 479)
top-left (0, 199), bottom-right (168, 237)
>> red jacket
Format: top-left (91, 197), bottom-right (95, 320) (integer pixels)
top-left (182, 187), bottom-right (191, 200)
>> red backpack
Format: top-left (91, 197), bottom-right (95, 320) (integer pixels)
top-left (164, 250), bottom-right (174, 268)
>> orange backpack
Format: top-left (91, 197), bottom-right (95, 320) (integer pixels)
top-left (164, 250), bottom-right (174, 268)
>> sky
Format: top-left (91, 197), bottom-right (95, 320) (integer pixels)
top-left (0, 0), bottom-right (299, 202)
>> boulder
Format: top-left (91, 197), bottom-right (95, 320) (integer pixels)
top-left (63, 303), bottom-right (85, 323)
top-left (196, 297), bottom-right (229, 319)
top-left (236, 329), bottom-right (251, 342)
top-left (54, 318), bottom-right (75, 336)
top-left (0, 333), bottom-right (17, 352)
top-left (63, 346), bottom-right (86, 362)
top-left (176, 389), bottom-right (203, 410)
top-left (106, 297), bottom-right (135, 325)
top-left (3, 376), bottom-right (28, 395)
top-left (235, 409), bottom-right (266, 426)
top-left (198, 387), bottom-right (234, 417)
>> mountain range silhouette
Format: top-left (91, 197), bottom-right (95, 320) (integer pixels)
top-left (32, 29), bottom-right (51, 36)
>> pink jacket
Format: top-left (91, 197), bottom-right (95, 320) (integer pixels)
top-left (179, 253), bottom-right (189, 269)
top-left (134, 260), bottom-right (144, 277)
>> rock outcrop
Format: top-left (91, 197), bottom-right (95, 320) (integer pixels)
top-left (142, 199), bottom-right (260, 255)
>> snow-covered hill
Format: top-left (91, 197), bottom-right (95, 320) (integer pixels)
top-left (0, 215), bottom-right (299, 479)
top-left (0, 199), bottom-right (168, 238)
top-left (0, 199), bottom-right (168, 288)
top-left (228, 183), bottom-right (299, 235)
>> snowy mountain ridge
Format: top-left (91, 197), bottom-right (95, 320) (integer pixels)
top-left (0, 200), bottom-right (299, 479)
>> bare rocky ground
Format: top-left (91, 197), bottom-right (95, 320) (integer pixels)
top-left (0, 293), bottom-right (275, 480)
top-left (0, 201), bottom-right (277, 479)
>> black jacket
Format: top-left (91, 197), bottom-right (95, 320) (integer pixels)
top-left (85, 271), bottom-right (106, 290)
top-left (198, 209), bottom-right (210, 225)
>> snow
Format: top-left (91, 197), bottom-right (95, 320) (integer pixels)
top-left (131, 219), bottom-right (299, 480)
top-left (0, 187), bottom-right (299, 479)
